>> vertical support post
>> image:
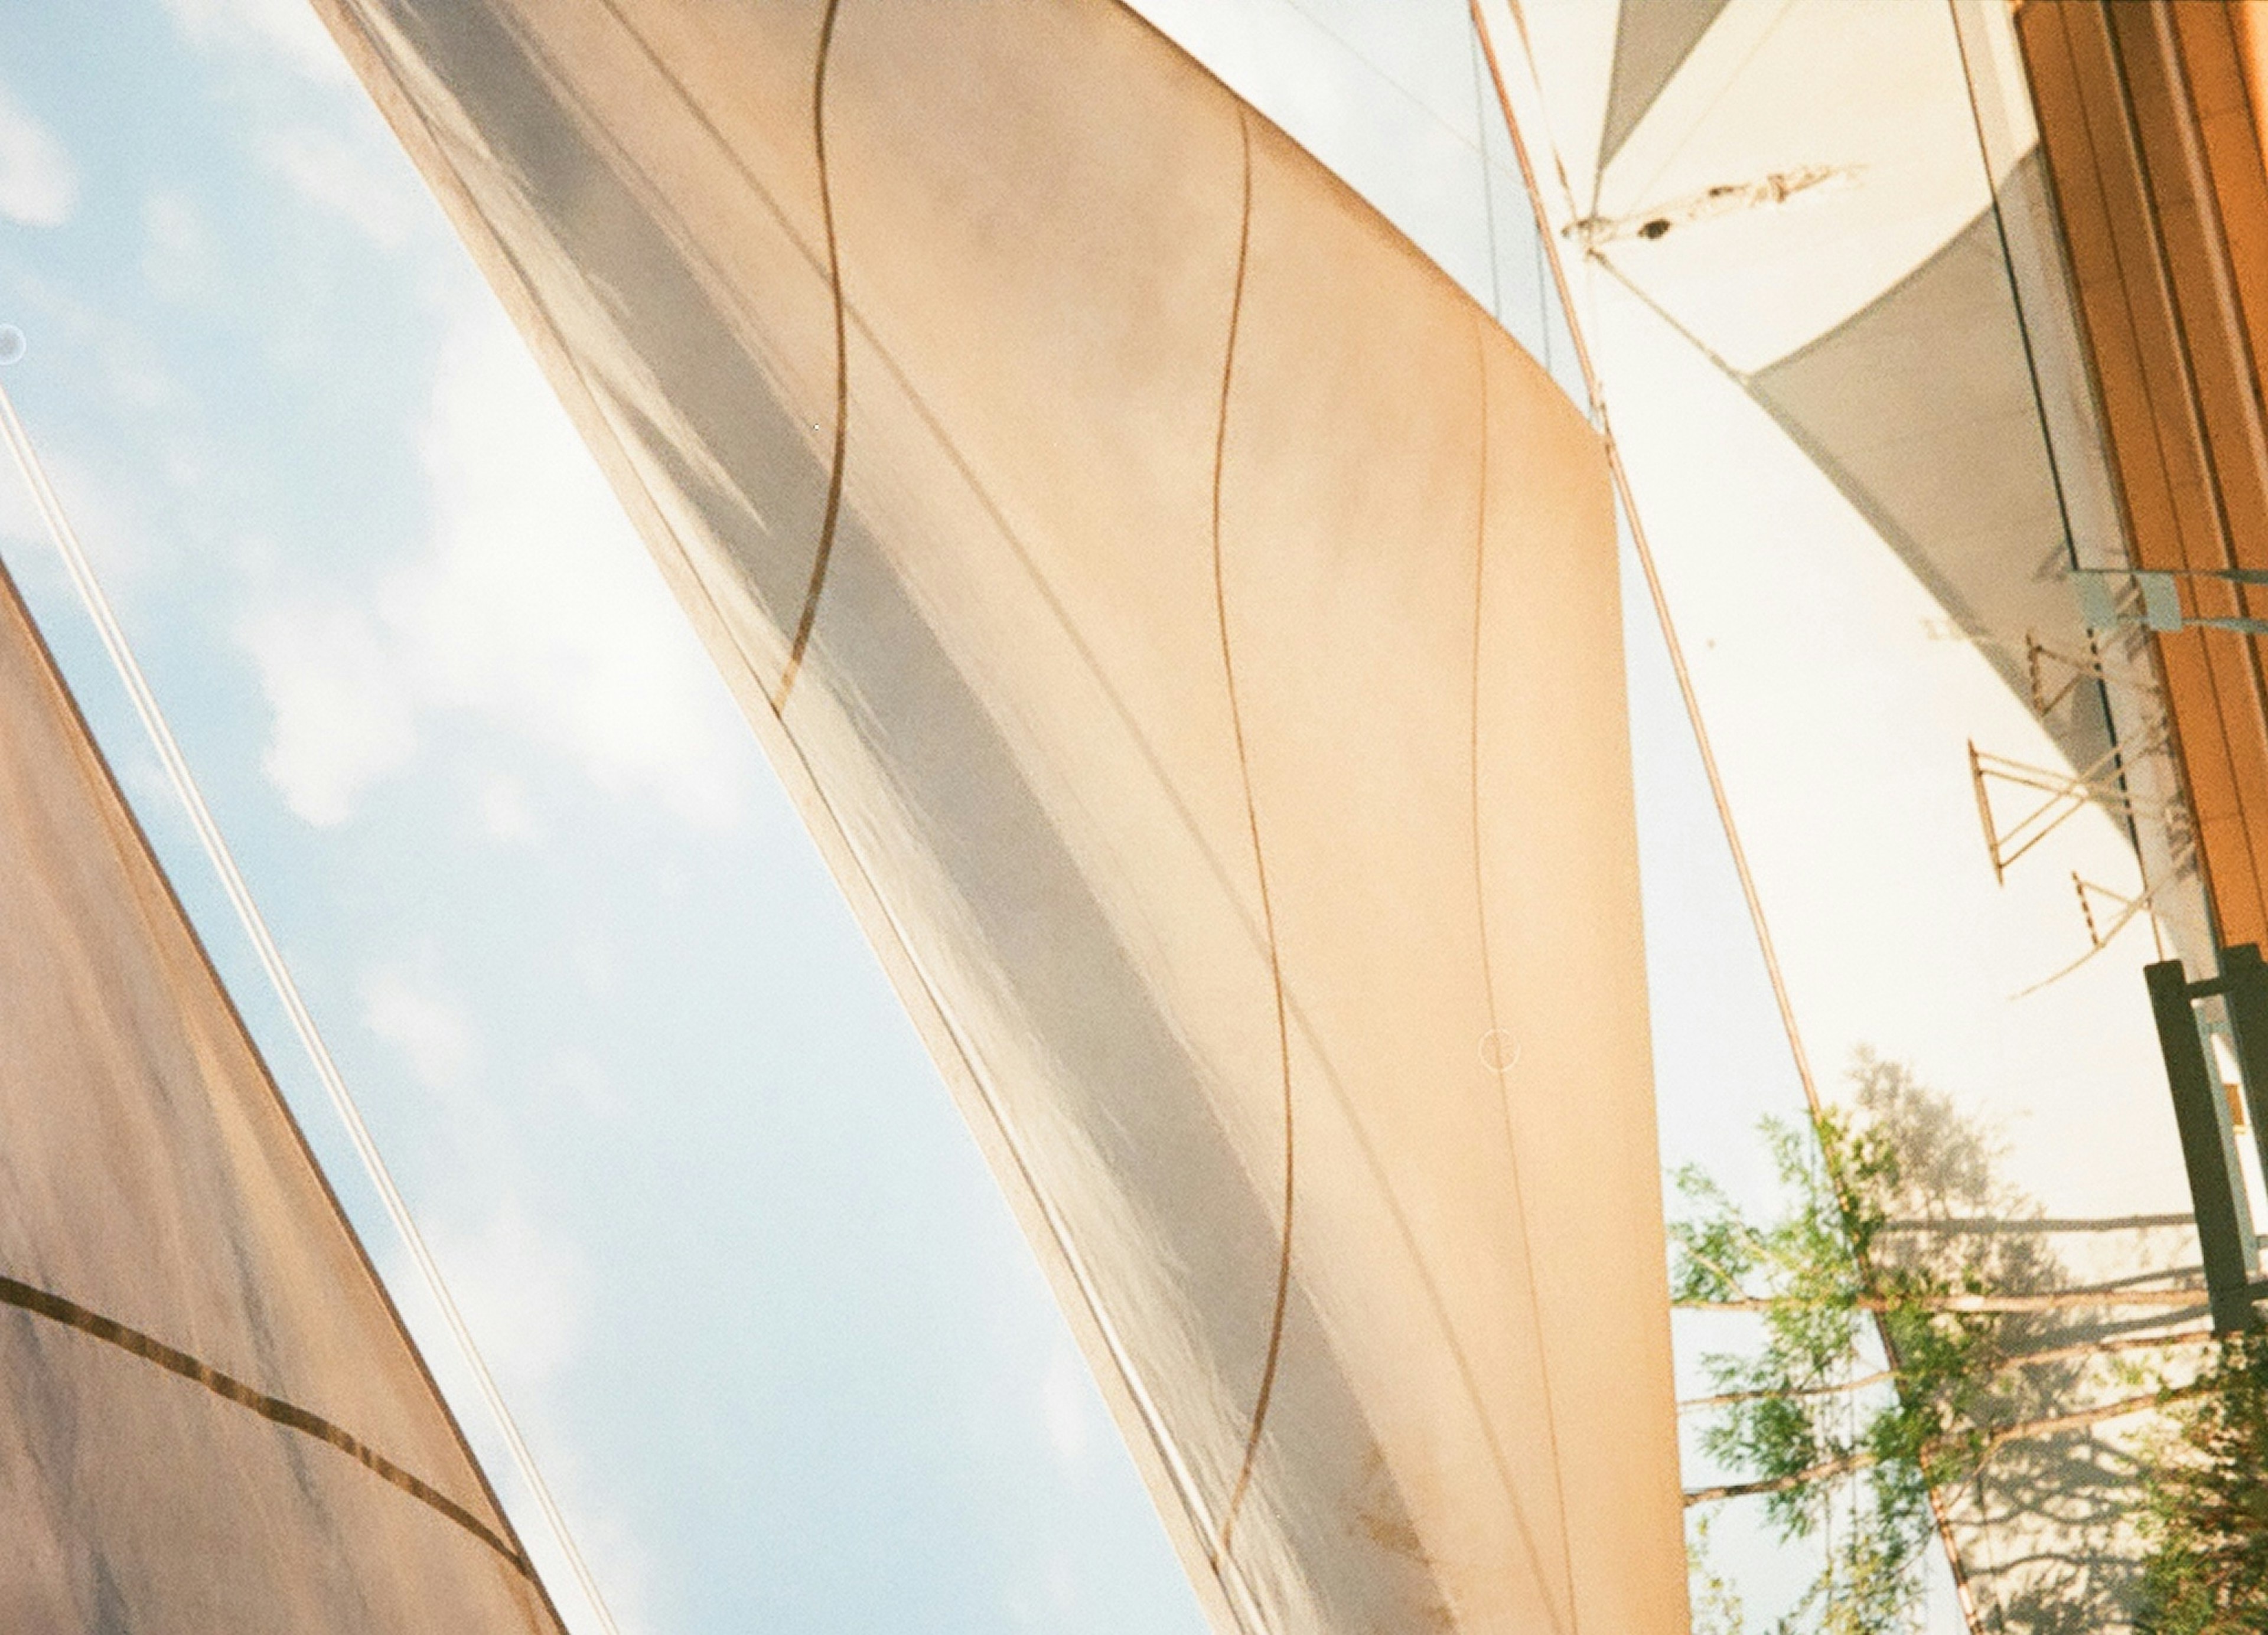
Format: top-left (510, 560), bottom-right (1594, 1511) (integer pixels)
top-left (2148, 958), bottom-right (2259, 1332)
top-left (2218, 942), bottom-right (2268, 1183)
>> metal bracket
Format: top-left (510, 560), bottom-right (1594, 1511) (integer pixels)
top-left (2027, 634), bottom-right (2099, 717)
top-left (1968, 735), bottom-right (2181, 883)
top-left (2073, 564), bottom-right (2268, 635)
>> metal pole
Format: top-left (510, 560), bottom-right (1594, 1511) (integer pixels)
top-left (2217, 942), bottom-right (2268, 1186)
top-left (2146, 958), bottom-right (2259, 1332)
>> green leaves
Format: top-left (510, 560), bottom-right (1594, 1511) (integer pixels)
top-left (1673, 1055), bottom-right (2044, 1634)
top-left (1674, 1096), bottom-right (1930, 1631)
top-left (1679, 1053), bottom-right (2267, 1633)
top-left (2137, 1334), bottom-right (2268, 1633)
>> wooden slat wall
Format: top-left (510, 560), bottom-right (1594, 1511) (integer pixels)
top-left (2016, 0), bottom-right (2268, 952)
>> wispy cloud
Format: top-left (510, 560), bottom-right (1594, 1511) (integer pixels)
top-left (259, 123), bottom-right (420, 249)
top-left (0, 81), bottom-right (77, 227)
top-left (477, 772), bottom-right (542, 844)
top-left (413, 1192), bottom-right (659, 1632)
top-left (142, 191), bottom-right (219, 301)
top-left (1040, 1339), bottom-right (1093, 1470)
top-left (362, 965), bottom-right (479, 1090)
top-left (240, 598), bottom-right (416, 825)
top-left (434, 1200), bottom-right (587, 1388)
top-left (0, 439), bottom-right (39, 546)
top-left (242, 297), bottom-right (751, 831)
top-left (369, 1184), bottom-right (657, 1635)
top-left (389, 311), bottom-right (750, 825)
top-left (160, 0), bottom-right (348, 83)
top-left (1006, 1556), bottom-right (1081, 1633)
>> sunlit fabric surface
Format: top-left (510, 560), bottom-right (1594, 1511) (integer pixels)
top-left (1481, 0), bottom-right (2226, 1623)
top-left (0, 562), bottom-right (562, 1631)
top-left (311, 0), bottom-right (1691, 1629)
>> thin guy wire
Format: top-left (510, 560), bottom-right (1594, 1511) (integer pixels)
top-left (0, 376), bottom-right (620, 1635)
top-left (1468, 14), bottom-right (1504, 320)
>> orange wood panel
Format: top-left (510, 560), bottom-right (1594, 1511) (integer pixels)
top-left (2018, 1), bottom-right (2268, 950)
top-left (2127, 5), bottom-right (2268, 942)
top-left (2231, 2), bottom-right (2268, 174)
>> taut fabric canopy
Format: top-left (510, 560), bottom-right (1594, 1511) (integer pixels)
top-left (1480, 0), bottom-right (2230, 1620)
top-left (0, 558), bottom-right (563, 1631)
top-left (314, 1), bottom-right (1690, 1629)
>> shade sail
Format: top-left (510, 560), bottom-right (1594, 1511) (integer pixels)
top-left (1480, 0), bottom-right (2230, 1622)
top-left (0, 559), bottom-right (561, 1631)
top-left (310, 0), bottom-right (1692, 1629)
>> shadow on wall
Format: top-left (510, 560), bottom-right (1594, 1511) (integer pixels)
top-left (1677, 1052), bottom-right (2210, 1635)
top-left (1860, 1057), bottom-right (2191, 1635)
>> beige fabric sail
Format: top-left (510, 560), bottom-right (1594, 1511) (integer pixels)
top-left (0, 560), bottom-right (562, 1630)
top-left (311, 1), bottom-right (1689, 1629)
top-left (1479, 0), bottom-right (2233, 1624)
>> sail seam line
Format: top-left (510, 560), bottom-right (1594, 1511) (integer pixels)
top-left (0, 1271), bottom-right (533, 1575)
top-left (1465, 320), bottom-right (1579, 1635)
top-left (334, 11), bottom-right (1241, 1616)
top-left (773, 0), bottom-right (851, 712)
top-left (1208, 109), bottom-right (1293, 1571)
top-left (517, 23), bottom-right (1517, 1615)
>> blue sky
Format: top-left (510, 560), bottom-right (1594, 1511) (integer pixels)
top-left (0, 1), bottom-right (1930, 1629)
top-left (0, 2), bottom-right (1216, 1628)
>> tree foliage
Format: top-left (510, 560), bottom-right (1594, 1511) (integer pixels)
top-left (1673, 1053), bottom-right (2133, 1634)
top-left (2136, 1333), bottom-right (2268, 1633)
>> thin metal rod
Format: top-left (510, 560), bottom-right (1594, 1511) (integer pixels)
top-left (0, 375), bottom-right (620, 1635)
top-left (2145, 957), bottom-right (2259, 1333)
top-left (1468, 2), bottom-right (1823, 1122)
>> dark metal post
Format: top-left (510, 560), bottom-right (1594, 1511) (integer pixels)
top-left (2217, 942), bottom-right (2268, 1185)
top-left (2146, 958), bottom-right (2259, 1333)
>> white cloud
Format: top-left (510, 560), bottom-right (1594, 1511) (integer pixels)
top-left (143, 192), bottom-right (218, 301)
top-left (393, 1189), bottom-right (663, 1631)
top-left (240, 599), bottom-right (417, 825)
top-left (243, 299), bottom-right (750, 830)
top-left (542, 1047), bottom-right (620, 1122)
top-left (259, 124), bottom-right (421, 249)
top-left (477, 773), bottom-right (542, 844)
top-left (1039, 1340), bottom-right (1092, 1469)
top-left (0, 407), bottom-right (177, 593)
top-left (376, 1206), bottom-right (653, 1633)
top-left (0, 83), bottom-right (77, 227)
top-left (389, 313), bottom-right (748, 825)
top-left (362, 965), bottom-right (478, 1089)
top-left (1006, 1556), bottom-right (1080, 1633)
top-left (161, 0), bottom-right (348, 82)
top-left (0, 446), bottom-right (39, 545)
top-left (434, 1201), bottom-right (586, 1387)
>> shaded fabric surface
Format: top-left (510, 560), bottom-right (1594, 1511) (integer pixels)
top-left (0, 563), bottom-right (561, 1631)
top-left (311, 0), bottom-right (1690, 1630)
top-left (1490, 1), bottom-right (2225, 1627)
top-left (1748, 152), bottom-right (2116, 778)
top-left (1598, 0), bottom-right (1729, 171)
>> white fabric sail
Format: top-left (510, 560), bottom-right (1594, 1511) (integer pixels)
top-left (1480, 0), bottom-right (2230, 1622)
top-left (0, 556), bottom-right (564, 1632)
top-left (311, 1), bottom-right (1693, 1630)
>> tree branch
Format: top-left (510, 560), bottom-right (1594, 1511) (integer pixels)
top-left (1678, 1289), bottom-right (2205, 1314)
top-left (1682, 1368), bottom-right (1896, 1411)
top-left (1676, 1328), bottom-right (2213, 1412)
top-left (1684, 1447), bottom-right (1881, 1505)
top-left (1683, 1385), bottom-right (2212, 1506)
